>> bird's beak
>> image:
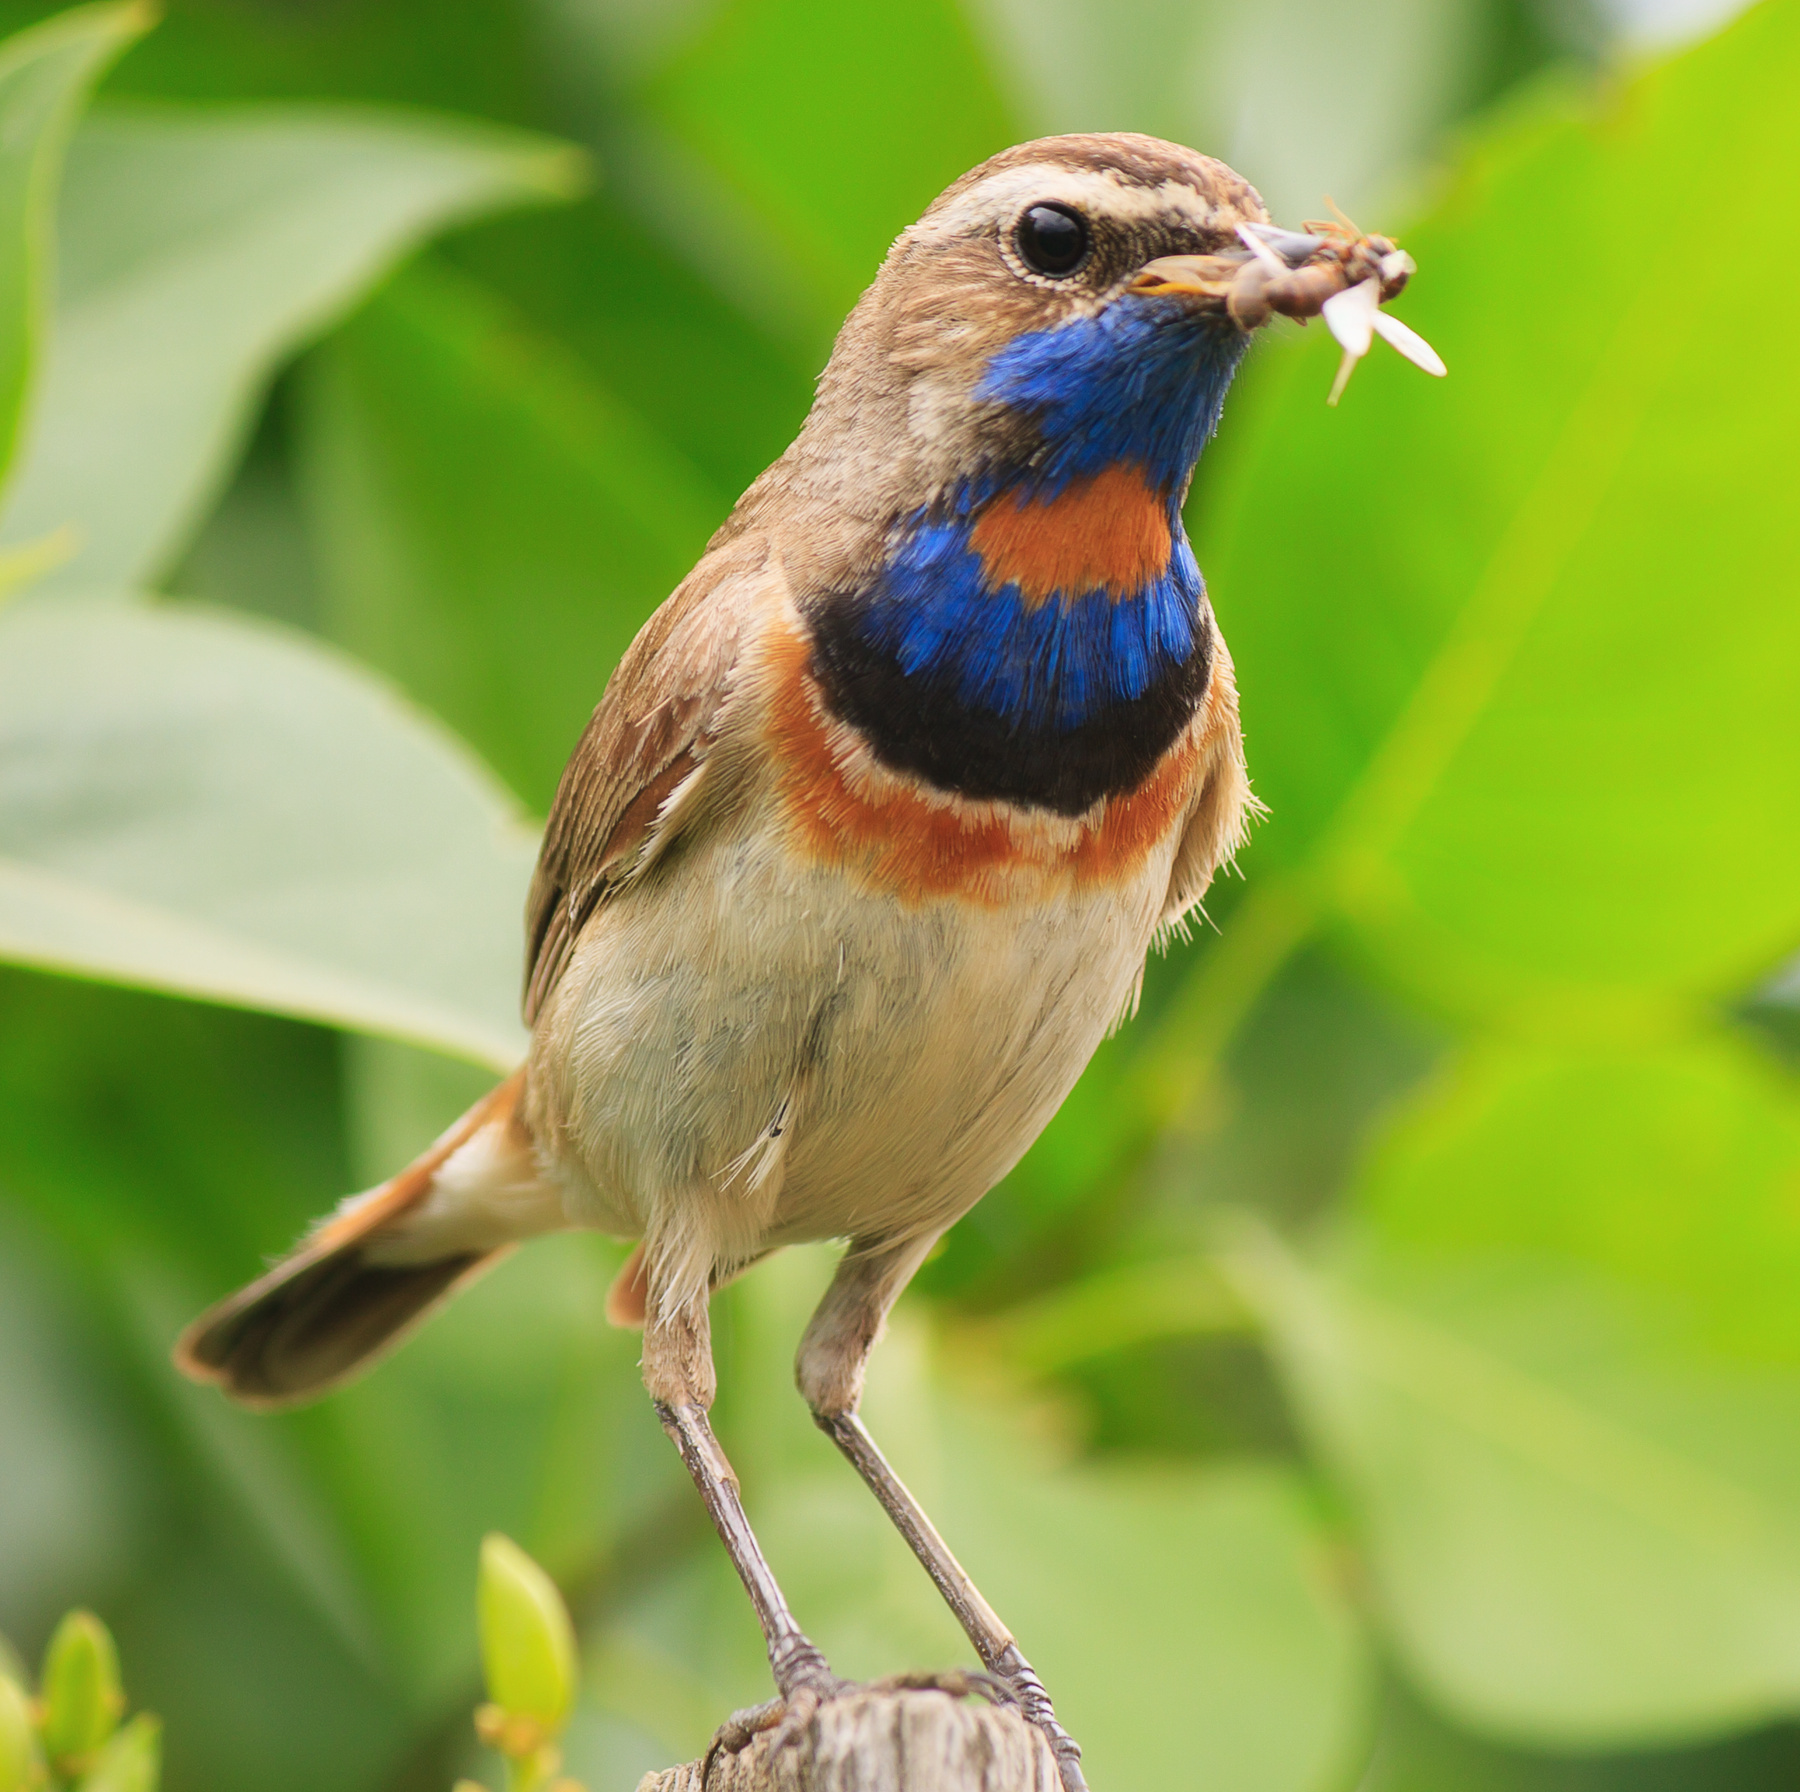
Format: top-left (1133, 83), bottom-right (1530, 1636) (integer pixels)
top-left (1127, 223), bottom-right (1328, 300)
top-left (1126, 254), bottom-right (1235, 299)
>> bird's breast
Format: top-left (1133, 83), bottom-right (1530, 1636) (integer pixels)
top-left (803, 460), bottom-right (1214, 818)
top-left (760, 615), bottom-right (1208, 908)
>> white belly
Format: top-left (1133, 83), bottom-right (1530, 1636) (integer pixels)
top-left (528, 793), bottom-right (1174, 1280)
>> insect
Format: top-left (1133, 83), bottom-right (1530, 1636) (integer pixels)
top-left (1131, 209), bottom-right (1446, 404)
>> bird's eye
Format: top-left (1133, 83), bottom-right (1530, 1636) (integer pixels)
top-left (1014, 203), bottom-right (1090, 277)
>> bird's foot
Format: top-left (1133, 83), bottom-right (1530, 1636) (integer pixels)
top-left (987, 1644), bottom-right (1088, 1792)
top-left (704, 1695), bottom-right (785, 1772)
top-left (703, 1633), bottom-right (849, 1776)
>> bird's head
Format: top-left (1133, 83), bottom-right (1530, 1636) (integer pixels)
top-left (772, 134), bottom-right (1403, 818)
top-left (786, 133), bottom-right (1301, 517)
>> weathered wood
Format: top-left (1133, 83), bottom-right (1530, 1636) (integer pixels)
top-left (637, 1690), bottom-right (1060, 1792)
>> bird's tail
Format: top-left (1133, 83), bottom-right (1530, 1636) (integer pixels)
top-left (174, 1066), bottom-right (555, 1410)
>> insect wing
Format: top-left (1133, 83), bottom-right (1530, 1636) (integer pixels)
top-left (1235, 221), bottom-right (1289, 272)
top-left (1371, 308), bottom-right (1447, 376)
top-left (1322, 277), bottom-right (1379, 356)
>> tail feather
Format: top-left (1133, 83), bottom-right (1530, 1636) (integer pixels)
top-left (175, 1068), bottom-right (528, 1410)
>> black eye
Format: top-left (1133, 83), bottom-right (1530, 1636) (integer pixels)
top-left (1015, 203), bottom-right (1090, 277)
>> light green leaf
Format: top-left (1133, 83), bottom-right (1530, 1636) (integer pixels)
top-left (39, 1609), bottom-right (122, 1764)
top-left (0, 2), bottom-right (148, 495)
top-left (478, 1533), bottom-right (578, 1734)
top-left (1195, 0), bottom-right (1800, 1014)
top-left (292, 1230), bottom-right (653, 1705)
top-left (0, 592), bottom-right (534, 1064)
top-left (73, 1711), bottom-right (159, 1792)
top-left (970, 0), bottom-right (1491, 220)
top-left (0, 103), bottom-right (583, 595)
top-left (1228, 1032), bottom-right (1800, 1746)
top-left (0, 1672), bottom-right (34, 1792)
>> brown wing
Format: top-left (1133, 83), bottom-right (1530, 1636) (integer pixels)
top-left (523, 543), bottom-right (761, 1025)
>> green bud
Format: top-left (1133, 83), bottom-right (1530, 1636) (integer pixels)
top-left (0, 1634), bottom-right (26, 1686)
top-left (72, 1714), bottom-right (159, 1792)
top-left (477, 1535), bottom-right (577, 1740)
top-left (0, 1675), bottom-right (40, 1792)
top-left (39, 1614), bottom-right (123, 1767)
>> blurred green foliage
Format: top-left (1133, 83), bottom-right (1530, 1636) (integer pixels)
top-left (0, 1607), bottom-right (160, 1792)
top-left (471, 1534), bottom-right (584, 1792)
top-left (0, 1), bottom-right (1798, 1790)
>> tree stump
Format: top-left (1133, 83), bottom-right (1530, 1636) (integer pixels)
top-left (637, 1689), bottom-right (1061, 1792)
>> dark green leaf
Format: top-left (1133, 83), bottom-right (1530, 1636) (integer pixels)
top-left (297, 257), bottom-right (722, 808)
top-left (640, 0), bottom-right (1018, 339)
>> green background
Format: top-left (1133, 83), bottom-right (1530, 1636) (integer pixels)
top-left (2, 0), bottom-right (1799, 1787)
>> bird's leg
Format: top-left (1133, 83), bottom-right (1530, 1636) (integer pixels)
top-left (641, 1269), bottom-right (841, 1752)
top-left (798, 1238), bottom-right (1090, 1792)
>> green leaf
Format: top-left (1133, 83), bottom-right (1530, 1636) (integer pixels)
top-left (939, 1430), bottom-right (1369, 1792)
top-left (443, 193), bottom-right (813, 501)
top-left (0, 102), bottom-right (583, 595)
top-left (1227, 1032), bottom-right (1800, 1746)
top-left (0, 592), bottom-right (533, 1064)
top-left (0, 977), bottom-right (418, 1786)
top-left (0, 2), bottom-right (148, 495)
top-left (0, 1204), bottom-right (146, 1647)
top-left (478, 1533), bottom-right (578, 1735)
top-left (39, 1609), bottom-right (123, 1765)
top-left (281, 1229), bottom-right (655, 1706)
top-left (639, 0), bottom-right (1017, 339)
top-left (297, 256), bottom-right (721, 808)
top-left (73, 1712), bottom-right (159, 1792)
top-left (0, 1673), bottom-right (35, 1792)
top-left (1197, 1), bottom-right (1800, 1011)
top-left (975, 0), bottom-right (1497, 221)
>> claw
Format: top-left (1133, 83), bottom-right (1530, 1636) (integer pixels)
top-left (989, 1645), bottom-right (1088, 1792)
top-left (766, 1682), bottom-right (826, 1757)
top-left (702, 1697), bottom-right (785, 1781)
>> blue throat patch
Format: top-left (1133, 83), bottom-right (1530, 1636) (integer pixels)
top-left (865, 507), bottom-right (1202, 733)
top-left (855, 300), bottom-right (1244, 735)
top-left (806, 298), bottom-right (1243, 813)
top-left (976, 296), bottom-right (1247, 497)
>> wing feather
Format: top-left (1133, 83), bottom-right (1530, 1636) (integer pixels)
top-left (523, 540), bottom-right (766, 1024)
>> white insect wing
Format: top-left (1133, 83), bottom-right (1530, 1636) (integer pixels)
top-left (1322, 278), bottom-right (1378, 406)
top-left (1235, 221), bottom-right (1290, 272)
top-left (1371, 309), bottom-right (1447, 376)
top-left (1322, 276), bottom-right (1380, 355)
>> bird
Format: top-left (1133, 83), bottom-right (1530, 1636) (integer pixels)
top-left (175, 132), bottom-right (1419, 1791)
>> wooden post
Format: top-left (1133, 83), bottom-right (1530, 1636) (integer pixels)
top-left (637, 1689), bottom-right (1060, 1792)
